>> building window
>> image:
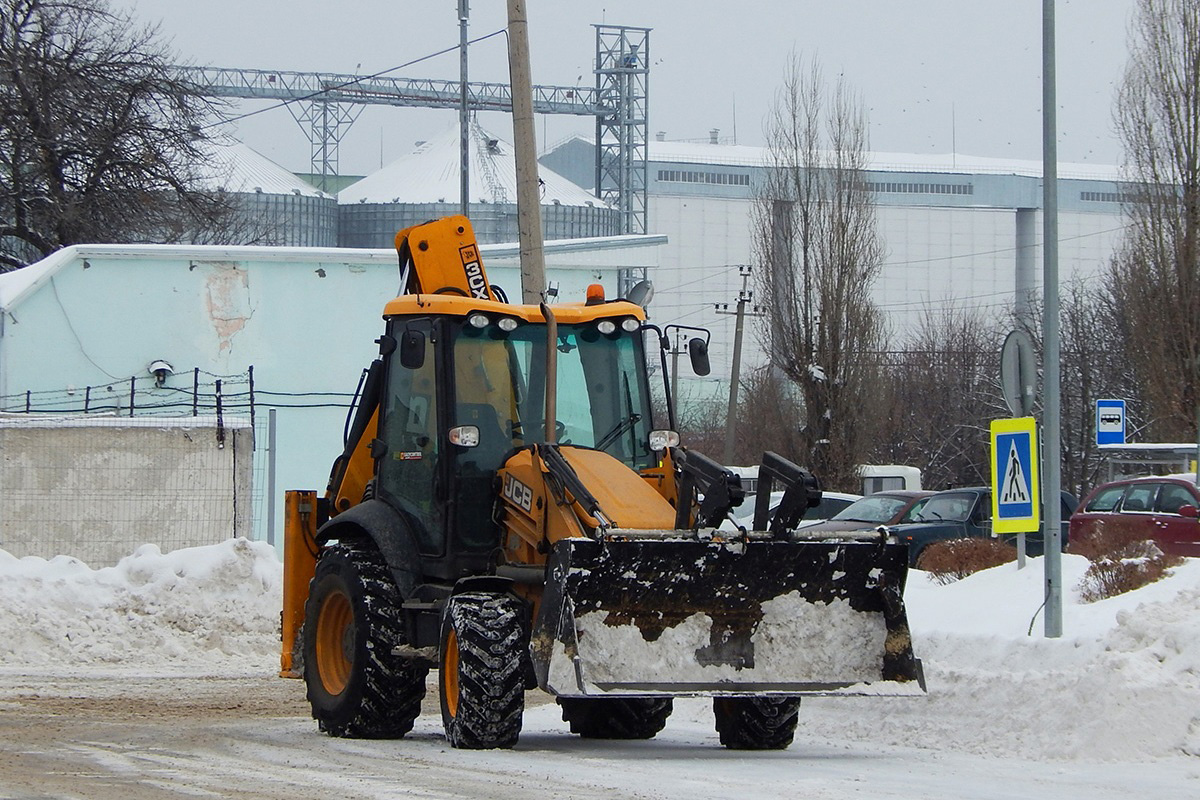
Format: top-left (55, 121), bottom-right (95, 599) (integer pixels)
top-left (656, 169), bottom-right (750, 186)
top-left (1081, 191), bottom-right (1122, 203)
top-left (866, 181), bottom-right (974, 196)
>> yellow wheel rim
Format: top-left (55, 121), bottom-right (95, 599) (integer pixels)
top-left (443, 628), bottom-right (461, 718)
top-left (316, 589), bottom-right (353, 695)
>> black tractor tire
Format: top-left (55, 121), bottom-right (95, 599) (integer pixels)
top-left (303, 543), bottom-right (428, 738)
top-left (712, 696), bottom-right (802, 750)
top-left (439, 592), bottom-right (527, 749)
top-left (557, 697), bottom-right (674, 739)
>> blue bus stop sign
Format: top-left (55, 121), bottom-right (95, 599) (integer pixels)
top-left (1096, 399), bottom-right (1126, 446)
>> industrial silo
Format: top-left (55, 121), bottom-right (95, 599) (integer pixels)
top-left (338, 123), bottom-right (618, 247)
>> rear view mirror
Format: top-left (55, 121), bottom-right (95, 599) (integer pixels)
top-left (1178, 504), bottom-right (1199, 519)
top-left (399, 329), bottom-right (426, 369)
top-left (688, 337), bottom-right (710, 376)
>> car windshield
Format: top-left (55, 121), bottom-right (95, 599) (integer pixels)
top-left (829, 495), bottom-right (909, 523)
top-left (905, 493), bottom-right (974, 523)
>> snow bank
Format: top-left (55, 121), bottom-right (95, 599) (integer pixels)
top-left (0, 538), bottom-right (281, 671)
top-left (1, 538), bottom-right (1198, 762)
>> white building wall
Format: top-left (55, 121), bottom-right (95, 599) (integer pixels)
top-left (644, 193), bottom-right (1124, 402)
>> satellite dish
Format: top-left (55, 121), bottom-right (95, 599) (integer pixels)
top-left (626, 279), bottom-right (654, 308)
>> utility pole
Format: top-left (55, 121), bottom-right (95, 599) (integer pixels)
top-left (506, 0), bottom-right (546, 303)
top-left (459, 0), bottom-right (470, 217)
top-left (715, 266), bottom-right (763, 465)
top-left (1042, 0), bottom-right (1064, 638)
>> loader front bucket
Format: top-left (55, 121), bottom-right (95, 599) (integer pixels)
top-left (530, 536), bottom-right (924, 697)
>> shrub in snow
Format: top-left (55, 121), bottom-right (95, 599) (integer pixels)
top-left (917, 538), bottom-right (1016, 584)
top-left (1069, 524), bottom-right (1183, 602)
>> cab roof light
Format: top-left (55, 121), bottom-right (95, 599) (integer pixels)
top-left (586, 283), bottom-right (605, 305)
top-left (621, 317), bottom-right (640, 332)
top-left (467, 313), bottom-right (489, 328)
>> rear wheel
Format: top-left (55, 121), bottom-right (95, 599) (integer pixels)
top-left (557, 697), bottom-right (674, 739)
top-left (439, 592), bottom-right (526, 749)
top-left (303, 543), bottom-right (427, 738)
top-left (713, 696), bottom-right (801, 750)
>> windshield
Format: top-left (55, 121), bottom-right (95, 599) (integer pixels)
top-left (904, 492), bottom-right (975, 523)
top-left (830, 494), bottom-right (909, 523)
top-left (452, 318), bottom-right (657, 471)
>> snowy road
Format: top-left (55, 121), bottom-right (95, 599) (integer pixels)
top-left (1, 670), bottom-right (1196, 800)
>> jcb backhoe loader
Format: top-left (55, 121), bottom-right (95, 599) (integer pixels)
top-left (280, 215), bottom-right (923, 751)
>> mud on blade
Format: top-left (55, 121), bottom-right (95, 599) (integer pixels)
top-left (531, 537), bottom-right (923, 697)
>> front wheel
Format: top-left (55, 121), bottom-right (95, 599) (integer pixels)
top-left (713, 696), bottom-right (801, 750)
top-left (303, 543), bottom-right (427, 738)
top-left (439, 592), bottom-right (527, 749)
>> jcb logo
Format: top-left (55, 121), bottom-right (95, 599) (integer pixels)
top-left (503, 474), bottom-right (533, 512)
top-left (460, 245), bottom-right (489, 299)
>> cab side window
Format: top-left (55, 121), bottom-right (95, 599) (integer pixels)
top-left (378, 319), bottom-right (442, 554)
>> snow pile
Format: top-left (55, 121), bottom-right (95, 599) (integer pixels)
top-left (0, 538), bottom-right (281, 671)
top-left (801, 553), bottom-right (1200, 761)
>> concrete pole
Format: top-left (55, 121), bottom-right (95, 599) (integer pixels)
top-left (506, 0), bottom-right (546, 303)
top-left (1042, 0), bottom-right (1064, 638)
top-left (459, 0), bottom-right (470, 217)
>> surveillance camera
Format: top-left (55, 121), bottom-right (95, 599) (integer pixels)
top-left (148, 360), bottom-right (174, 387)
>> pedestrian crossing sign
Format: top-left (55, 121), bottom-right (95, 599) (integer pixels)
top-left (990, 417), bottom-right (1040, 534)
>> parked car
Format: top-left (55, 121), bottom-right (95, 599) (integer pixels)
top-left (888, 486), bottom-right (1078, 567)
top-left (794, 490), bottom-right (934, 533)
top-left (1069, 476), bottom-right (1200, 557)
top-left (728, 490), bottom-right (862, 530)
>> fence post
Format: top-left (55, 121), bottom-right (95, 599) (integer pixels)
top-left (248, 365), bottom-right (256, 446)
top-left (192, 368), bottom-right (199, 417)
top-left (215, 379), bottom-right (225, 448)
top-left (267, 407), bottom-right (278, 546)
top-left (128, 377), bottom-right (136, 417)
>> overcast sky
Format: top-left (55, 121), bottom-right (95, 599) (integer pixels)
top-left (121, 1), bottom-right (1136, 176)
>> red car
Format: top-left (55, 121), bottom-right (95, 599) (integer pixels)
top-left (1070, 476), bottom-right (1200, 557)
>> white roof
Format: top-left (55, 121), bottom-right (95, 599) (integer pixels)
top-left (339, 123), bottom-right (606, 208)
top-left (197, 139), bottom-right (331, 199)
top-left (0, 234), bottom-right (665, 311)
top-left (647, 139), bottom-right (1124, 182)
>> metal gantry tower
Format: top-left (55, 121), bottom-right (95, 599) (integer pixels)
top-left (178, 40), bottom-right (650, 216)
top-left (593, 25), bottom-right (650, 236)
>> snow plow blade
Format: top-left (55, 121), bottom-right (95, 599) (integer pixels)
top-left (531, 536), bottom-right (924, 697)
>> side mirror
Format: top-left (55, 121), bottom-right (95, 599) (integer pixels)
top-left (1178, 504), bottom-right (1199, 519)
top-left (399, 329), bottom-right (425, 369)
top-left (688, 337), bottom-right (710, 376)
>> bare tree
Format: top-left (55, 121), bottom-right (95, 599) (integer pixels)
top-left (0, 0), bottom-right (232, 270)
top-left (873, 304), bottom-right (1003, 490)
top-left (1015, 278), bottom-right (1142, 499)
top-left (1108, 0), bottom-right (1200, 441)
top-left (752, 54), bottom-right (886, 490)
